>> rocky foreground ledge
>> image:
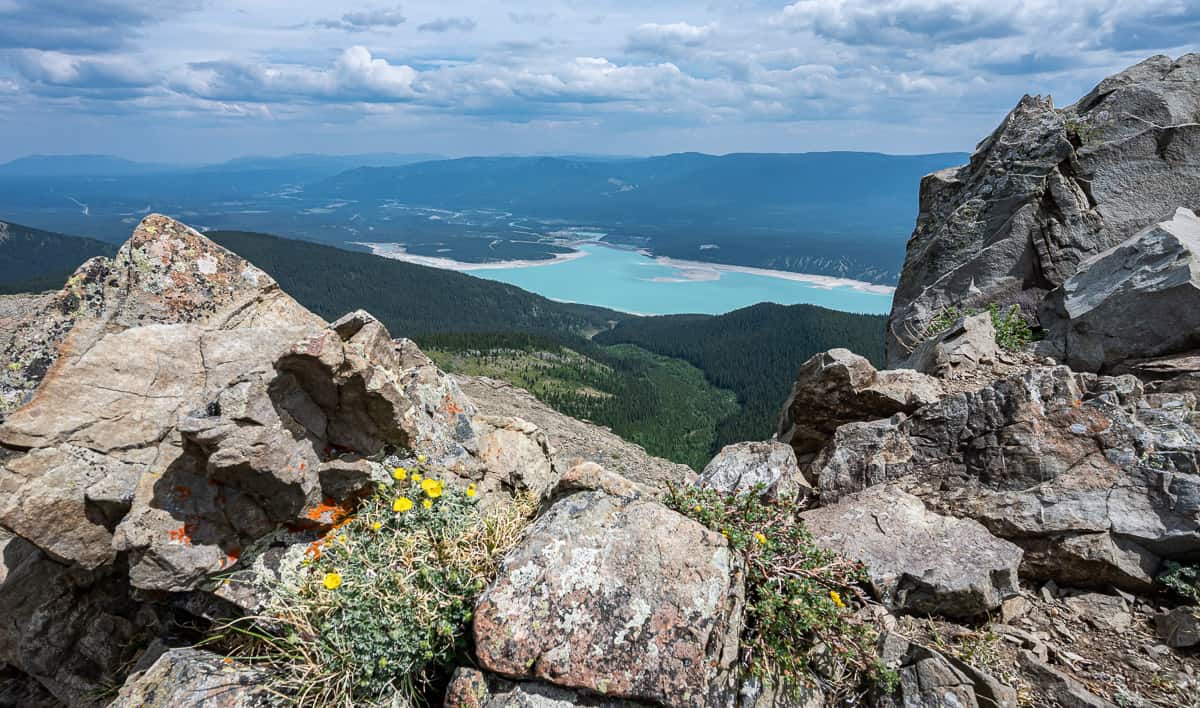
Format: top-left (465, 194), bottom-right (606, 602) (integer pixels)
top-left (1, 52), bottom-right (1199, 708)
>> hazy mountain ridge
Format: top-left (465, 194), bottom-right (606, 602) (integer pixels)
top-left (0, 150), bottom-right (966, 284)
top-left (0, 219), bottom-right (117, 293)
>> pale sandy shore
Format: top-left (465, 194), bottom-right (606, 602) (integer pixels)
top-left (354, 241), bottom-right (895, 295)
top-left (354, 242), bottom-right (591, 270)
top-left (649, 255), bottom-right (896, 295)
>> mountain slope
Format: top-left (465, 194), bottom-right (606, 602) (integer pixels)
top-left (206, 230), bottom-right (627, 338)
top-left (595, 302), bottom-right (888, 446)
top-left (0, 220), bottom-right (117, 293)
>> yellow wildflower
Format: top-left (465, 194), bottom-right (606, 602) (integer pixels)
top-left (337, 534), bottom-right (347, 544)
top-left (466, 483), bottom-right (477, 498)
top-left (371, 521), bottom-right (382, 531)
top-left (412, 472), bottom-right (423, 483)
top-left (322, 572), bottom-right (342, 590)
top-left (417, 454), bottom-right (427, 463)
top-left (393, 497), bottom-right (414, 513)
top-left (693, 504), bottom-right (702, 513)
top-left (830, 590), bottom-right (845, 608)
top-left (421, 478), bottom-right (443, 499)
top-left (753, 532), bottom-right (767, 545)
top-left (423, 498), bottom-right (433, 509)
top-left (392, 467), bottom-right (407, 481)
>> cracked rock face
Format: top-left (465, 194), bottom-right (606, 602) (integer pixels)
top-left (807, 365), bottom-right (1200, 591)
top-left (775, 348), bottom-right (942, 458)
top-left (800, 485), bottom-right (1023, 618)
top-left (0, 215), bottom-right (564, 700)
top-left (473, 481), bottom-right (741, 707)
top-left (698, 439), bottom-right (807, 500)
top-left (887, 53), bottom-right (1200, 366)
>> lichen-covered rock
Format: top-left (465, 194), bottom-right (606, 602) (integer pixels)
top-left (108, 647), bottom-right (268, 708)
top-left (699, 440), bottom-right (807, 500)
top-left (800, 486), bottom-right (1022, 618)
top-left (473, 480), bottom-right (740, 706)
top-left (470, 415), bottom-right (559, 502)
top-left (445, 668), bottom-right (641, 708)
top-left (1041, 208), bottom-right (1200, 371)
top-left (901, 312), bottom-right (999, 378)
top-left (776, 348), bottom-right (942, 457)
top-left (887, 53), bottom-right (1200, 365)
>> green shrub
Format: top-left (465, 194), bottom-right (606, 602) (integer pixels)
top-left (665, 485), bottom-right (897, 699)
top-left (1158, 561), bottom-right (1200, 603)
top-left (924, 303), bottom-right (1033, 351)
top-left (987, 303), bottom-right (1034, 351)
top-left (209, 462), bottom-right (537, 707)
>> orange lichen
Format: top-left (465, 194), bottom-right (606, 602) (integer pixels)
top-left (443, 393), bottom-right (464, 416)
top-left (168, 524), bottom-right (196, 546)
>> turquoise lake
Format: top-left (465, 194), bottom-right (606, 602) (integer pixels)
top-left (461, 245), bottom-right (894, 316)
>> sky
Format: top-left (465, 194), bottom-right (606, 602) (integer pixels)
top-left (0, 0), bottom-right (1197, 163)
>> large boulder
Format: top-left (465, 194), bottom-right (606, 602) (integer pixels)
top-left (1041, 208), bottom-right (1200, 371)
top-left (698, 440), bottom-right (807, 500)
top-left (887, 53), bottom-right (1200, 366)
top-left (776, 348), bottom-right (941, 458)
top-left (800, 486), bottom-right (1023, 618)
top-left (473, 471), bottom-right (742, 707)
top-left (808, 365), bottom-right (1200, 592)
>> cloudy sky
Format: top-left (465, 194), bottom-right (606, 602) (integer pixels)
top-left (0, 0), bottom-right (1196, 162)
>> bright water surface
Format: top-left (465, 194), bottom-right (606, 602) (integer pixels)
top-left (465, 245), bottom-right (894, 316)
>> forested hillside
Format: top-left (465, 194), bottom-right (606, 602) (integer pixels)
top-left (595, 303), bottom-right (888, 447)
top-left (423, 333), bottom-right (738, 470)
top-left (207, 231), bottom-right (626, 337)
top-left (0, 220), bottom-right (117, 294)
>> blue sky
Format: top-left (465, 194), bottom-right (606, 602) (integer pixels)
top-left (0, 0), bottom-right (1196, 162)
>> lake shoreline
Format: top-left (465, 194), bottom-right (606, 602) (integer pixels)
top-left (355, 240), bottom-right (894, 295)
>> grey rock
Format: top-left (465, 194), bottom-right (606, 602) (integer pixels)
top-left (699, 440), bottom-right (807, 500)
top-left (1017, 650), bottom-right (1117, 708)
top-left (902, 312), bottom-right (1000, 378)
top-left (1063, 592), bottom-right (1133, 631)
top-left (1042, 208), bottom-right (1200, 371)
top-left (108, 647), bottom-right (268, 707)
top-left (873, 632), bottom-right (1017, 708)
top-left (887, 53), bottom-right (1200, 366)
top-left (473, 479), bottom-right (740, 706)
top-left (776, 348), bottom-right (941, 457)
top-left (1155, 606), bottom-right (1200, 648)
top-left (800, 485), bottom-right (1023, 618)
top-left (0, 529), bottom-right (151, 706)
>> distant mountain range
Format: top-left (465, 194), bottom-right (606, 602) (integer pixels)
top-left (0, 150), bottom-right (967, 284)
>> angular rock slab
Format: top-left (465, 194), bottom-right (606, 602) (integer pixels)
top-left (875, 632), bottom-right (1017, 708)
top-left (1042, 208), bottom-right (1200, 372)
top-left (887, 53), bottom-right (1200, 365)
top-left (800, 486), bottom-right (1022, 618)
top-left (474, 488), bottom-right (739, 706)
top-left (776, 348), bottom-right (941, 457)
top-left (109, 648), bottom-right (268, 708)
top-left (901, 312), bottom-right (999, 378)
top-left (699, 440), bottom-right (807, 500)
